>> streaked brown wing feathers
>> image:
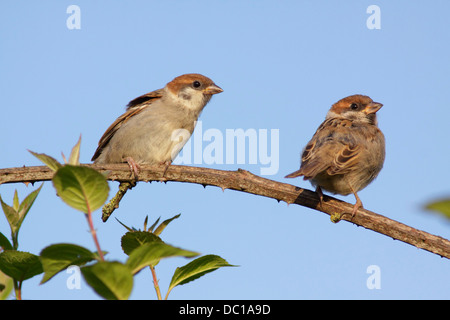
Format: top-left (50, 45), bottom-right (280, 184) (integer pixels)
top-left (297, 117), bottom-right (360, 178)
top-left (91, 90), bottom-right (163, 161)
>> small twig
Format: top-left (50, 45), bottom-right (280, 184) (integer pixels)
top-left (1, 164), bottom-right (449, 259)
top-left (102, 181), bottom-right (135, 222)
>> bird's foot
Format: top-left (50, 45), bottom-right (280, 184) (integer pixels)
top-left (124, 156), bottom-right (140, 181)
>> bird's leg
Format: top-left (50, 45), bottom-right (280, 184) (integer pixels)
top-left (350, 189), bottom-right (363, 219)
top-left (102, 157), bottom-right (139, 222)
top-left (159, 160), bottom-right (172, 181)
top-left (334, 183), bottom-right (363, 222)
top-left (316, 186), bottom-right (341, 223)
top-left (124, 156), bottom-right (140, 181)
top-left (316, 186), bottom-right (344, 223)
top-left (315, 186), bottom-right (324, 209)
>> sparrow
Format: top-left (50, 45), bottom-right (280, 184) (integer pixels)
top-left (285, 94), bottom-right (385, 218)
top-left (91, 73), bottom-right (223, 175)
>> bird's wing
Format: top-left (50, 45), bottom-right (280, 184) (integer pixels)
top-left (126, 89), bottom-right (164, 110)
top-left (91, 89), bottom-right (163, 161)
top-left (325, 143), bottom-right (361, 176)
top-left (287, 118), bottom-right (361, 179)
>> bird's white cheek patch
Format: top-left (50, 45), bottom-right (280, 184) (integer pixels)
top-left (178, 87), bottom-right (206, 111)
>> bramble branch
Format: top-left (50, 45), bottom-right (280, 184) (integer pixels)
top-left (1, 164), bottom-right (449, 259)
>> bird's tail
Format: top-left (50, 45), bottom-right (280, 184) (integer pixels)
top-left (284, 170), bottom-right (303, 179)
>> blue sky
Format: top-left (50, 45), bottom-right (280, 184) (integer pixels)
top-left (1, 1), bottom-right (449, 299)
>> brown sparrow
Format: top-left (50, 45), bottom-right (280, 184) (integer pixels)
top-left (285, 94), bottom-right (385, 218)
top-left (91, 73), bottom-right (223, 175)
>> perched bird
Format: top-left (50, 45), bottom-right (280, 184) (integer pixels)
top-left (285, 94), bottom-right (385, 218)
top-left (92, 73), bottom-right (223, 175)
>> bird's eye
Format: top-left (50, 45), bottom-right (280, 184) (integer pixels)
top-left (192, 81), bottom-right (201, 88)
top-left (350, 103), bottom-right (358, 110)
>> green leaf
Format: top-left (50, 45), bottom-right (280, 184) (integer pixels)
top-left (0, 232), bottom-right (12, 251)
top-left (39, 243), bottom-right (100, 284)
top-left (143, 215), bottom-right (149, 231)
top-left (52, 165), bottom-right (109, 213)
top-left (12, 190), bottom-right (19, 211)
top-left (148, 217), bottom-right (161, 233)
top-left (0, 251), bottom-right (43, 281)
top-left (68, 135), bottom-right (82, 165)
top-left (0, 270), bottom-right (13, 300)
top-left (126, 242), bottom-right (199, 275)
top-left (0, 184), bottom-right (43, 249)
top-left (121, 231), bottom-right (162, 256)
top-left (115, 217), bottom-right (136, 232)
top-left (0, 197), bottom-right (18, 233)
top-left (28, 150), bottom-right (62, 172)
top-left (153, 213), bottom-right (181, 236)
top-left (425, 198), bottom-right (450, 220)
top-left (81, 261), bottom-right (133, 300)
top-left (167, 254), bottom-right (236, 297)
top-left (17, 183), bottom-right (43, 227)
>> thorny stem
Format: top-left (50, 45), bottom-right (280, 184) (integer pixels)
top-left (149, 265), bottom-right (162, 300)
top-left (1, 164), bottom-right (450, 259)
top-left (86, 210), bottom-right (105, 261)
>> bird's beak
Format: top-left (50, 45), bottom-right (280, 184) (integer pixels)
top-left (364, 102), bottom-right (383, 114)
top-left (203, 84), bottom-right (223, 95)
